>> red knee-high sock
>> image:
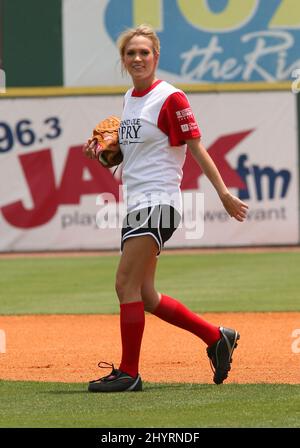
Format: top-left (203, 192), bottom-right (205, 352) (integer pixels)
top-left (153, 294), bottom-right (221, 346)
top-left (119, 301), bottom-right (145, 378)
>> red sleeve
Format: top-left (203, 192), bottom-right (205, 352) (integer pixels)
top-left (157, 92), bottom-right (201, 146)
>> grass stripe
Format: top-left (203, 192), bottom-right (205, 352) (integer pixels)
top-left (1, 252), bottom-right (300, 314)
top-left (0, 380), bottom-right (300, 428)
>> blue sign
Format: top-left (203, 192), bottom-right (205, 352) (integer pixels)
top-left (105, 0), bottom-right (300, 83)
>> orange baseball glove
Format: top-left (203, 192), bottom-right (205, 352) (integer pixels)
top-left (86, 115), bottom-right (123, 168)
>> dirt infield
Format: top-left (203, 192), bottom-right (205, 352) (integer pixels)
top-left (1, 312), bottom-right (299, 384)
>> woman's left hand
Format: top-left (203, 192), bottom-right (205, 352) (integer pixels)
top-left (220, 192), bottom-right (249, 222)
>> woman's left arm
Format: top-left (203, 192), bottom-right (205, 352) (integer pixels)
top-left (186, 138), bottom-right (248, 222)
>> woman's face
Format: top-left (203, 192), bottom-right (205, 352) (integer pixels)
top-left (122, 35), bottom-right (159, 85)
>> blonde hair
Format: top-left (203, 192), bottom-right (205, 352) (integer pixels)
top-left (117, 24), bottom-right (160, 59)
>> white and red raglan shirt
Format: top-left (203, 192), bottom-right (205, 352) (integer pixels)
top-left (119, 80), bottom-right (201, 215)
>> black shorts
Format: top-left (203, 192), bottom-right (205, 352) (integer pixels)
top-left (121, 205), bottom-right (181, 255)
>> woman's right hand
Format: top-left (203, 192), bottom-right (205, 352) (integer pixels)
top-left (82, 139), bottom-right (98, 160)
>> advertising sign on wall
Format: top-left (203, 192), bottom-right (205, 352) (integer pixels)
top-left (0, 91), bottom-right (298, 251)
top-left (63, 0), bottom-right (300, 86)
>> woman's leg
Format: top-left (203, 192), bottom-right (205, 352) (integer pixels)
top-left (140, 260), bottom-right (239, 385)
top-left (115, 235), bottom-right (158, 377)
top-left (152, 293), bottom-right (221, 346)
top-left (141, 256), bottom-right (160, 312)
top-left (140, 257), bottom-right (220, 346)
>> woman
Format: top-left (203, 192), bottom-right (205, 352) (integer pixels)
top-left (84, 25), bottom-right (248, 392)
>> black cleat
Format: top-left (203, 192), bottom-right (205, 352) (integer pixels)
top-left (88, 362), bottom-right (142, 393)
top-left (207, 327), bottom-right (240, 385)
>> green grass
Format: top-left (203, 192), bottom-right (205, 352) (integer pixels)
top-left (0, 381), bottom-right (299, 428)
top-left (1, 251), bottom-right (300, 428)
top-left (0, 252), bottom-right (300, 314)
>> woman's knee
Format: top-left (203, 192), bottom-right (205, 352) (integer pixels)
top-left (115, 271), bottom-right (141, 302)
top-left (115, 236), bottom-right (158, 303)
